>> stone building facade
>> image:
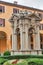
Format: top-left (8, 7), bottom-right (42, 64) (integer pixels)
top-left (9, 12), bottom-right (42, 55)
top-left (0, 1), bottom-right (43, 54)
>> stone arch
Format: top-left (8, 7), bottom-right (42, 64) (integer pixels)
top-left (0, 31), bottom-right (7, 53)
top-left (16, 28), bottom-right (21, 50)
top-left (28, 28), bottom-right (33, 49)
top-left (29, 25), bottom-right (35, 35)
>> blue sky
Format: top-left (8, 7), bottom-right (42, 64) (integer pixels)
top-left (2, 0), bottom-right (43, 10)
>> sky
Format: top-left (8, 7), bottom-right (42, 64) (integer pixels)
top-left (2, 0), bottom-right (43, 10)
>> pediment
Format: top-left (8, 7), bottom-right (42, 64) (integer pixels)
top-left (28, 13), bottom-right (42, 21)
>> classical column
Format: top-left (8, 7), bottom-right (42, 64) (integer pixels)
top-left (33, 25), bottom-right (42, 54)
top-left (25, 24), bottom-right (30, 50)
top-left (19, 20), bottom-right (25, 50)
top-left (22, 32), bottom-right (25, 50)
top-left (28, 35), bottom-right (31, 49)
top-left (12, 32), bottom-right (17, 51)
top-left (12, 19), bottom-right (18, 51)
top-left (13, 21), bottom-right (18, 51)
top-left (20, 24), bottom-right (23, 50)
top-left (12, 26), bottom-right (14, 50)
top-left (34, 26), bottom-right (40, 50)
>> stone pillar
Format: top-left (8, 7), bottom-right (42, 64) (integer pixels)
top-left (28, 35), bottom-right (31, 49)
top-left (33, 26), bottom-right (41, 54)
top-left (22, 32), bottom-right (25, 50)
top-left (12, 27), bottom-right (14, 50)
top-left (25, 24), bottom-right (30, 50)
top-left (12, 18), bottom-right (18, 51)
top-left (20, 24), bottom-right (23, 50)
top-left (11, 30), bottom-right (17, 55)
top-left (13, 20), bottom-right (18, 51)
top-left (19, 20), bottom-right (25, 50)
top-left (13, 32), bottom-right (17, 51)
top-left (34, 26), bottom-right (40, 50)
top-left (11, 19), bottom-right (18, 55)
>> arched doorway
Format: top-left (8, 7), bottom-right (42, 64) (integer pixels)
top-left (0, 31), bottom-right (7, 53)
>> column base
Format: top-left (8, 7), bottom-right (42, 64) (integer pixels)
top-left (19, 49), bottom-right (31, 55)
top-left (10, 49), bottom-right (42, 55)
top-left (31, 49), bottom-right (42, 55)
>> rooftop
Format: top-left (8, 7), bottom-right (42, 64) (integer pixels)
top-left (0, 1), bottom-right (43, 12)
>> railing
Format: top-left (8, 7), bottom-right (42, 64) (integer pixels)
top-left (10, 49), bottom-right (42, 55)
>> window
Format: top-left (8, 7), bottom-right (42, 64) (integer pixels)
top-left (0, 6), bottom-right (5, 13)
top-left (0, 18), bottom-right (5, 27)
top-left (13, 8), bottom-right (19, 13)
